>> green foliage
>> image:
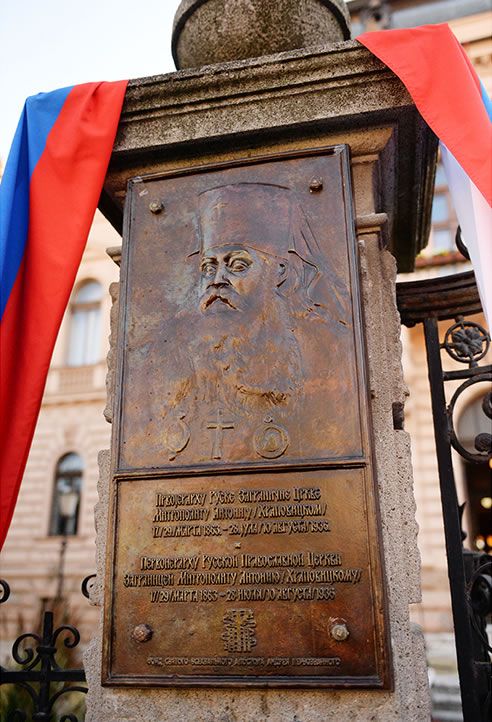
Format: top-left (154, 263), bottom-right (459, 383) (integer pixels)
top-left (1, 680), bottom-right (35, 720)
top-left (0, 678), bottom-right (86, 721)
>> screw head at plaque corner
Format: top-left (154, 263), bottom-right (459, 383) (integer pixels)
top-left (131, 623), bottom-right (153, 643)
top-left (309, 177), bottom-right (323, 193)
top-left (330, 621), bottom-right (350, 642)
top-left (149, 200), bottom-right (164, 214)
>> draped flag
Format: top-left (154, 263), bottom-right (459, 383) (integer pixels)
top-left (359, 24), bottom-right (492, 327)
top-left (0, 80), bottom-right (127, 549)
top-left (1, 24), bottom-right (491, 550)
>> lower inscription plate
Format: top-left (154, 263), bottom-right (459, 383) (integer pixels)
top-left (103, 469), bottom-right (390, 686)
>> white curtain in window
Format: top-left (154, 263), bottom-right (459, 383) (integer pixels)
top-left (66, 280), bottom-right (103, 366)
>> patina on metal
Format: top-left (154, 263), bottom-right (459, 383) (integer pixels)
top-left (115, 148), bottom-right (366, 474)
top-left (103, 145), bottom-right (391, 687)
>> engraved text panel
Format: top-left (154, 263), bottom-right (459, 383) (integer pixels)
top-left (108, 470), bottom-right (386, 683)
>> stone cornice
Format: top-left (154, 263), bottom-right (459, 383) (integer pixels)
top-left (102, 40), bottom-right (437, 271)
top-left (114, 41), bottom-right (412, 153)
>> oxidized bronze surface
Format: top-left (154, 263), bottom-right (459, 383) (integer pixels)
top-left (104, 146), bottom-right (391, 687)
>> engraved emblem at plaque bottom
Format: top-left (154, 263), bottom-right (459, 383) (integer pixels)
top-left (222, 609), bottom-right (257, 652)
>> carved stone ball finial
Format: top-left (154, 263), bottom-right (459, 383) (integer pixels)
top-left (172, 0), bottom-right (351, 69)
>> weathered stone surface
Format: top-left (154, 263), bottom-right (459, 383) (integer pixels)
top-left (101, 42), bottom-right (437, 272)
top-left (102, 281), bottom-right (119, 425)
top-left (172, 0), bottom-right (351, 69)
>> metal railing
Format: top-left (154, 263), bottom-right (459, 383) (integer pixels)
top-left (397, 231), bottom-right (492, 722)
top-left (0, 576), bottom-right (95, 722)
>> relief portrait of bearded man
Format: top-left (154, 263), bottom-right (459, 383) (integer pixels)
top-left (153, 181), bottom-right (353, 465)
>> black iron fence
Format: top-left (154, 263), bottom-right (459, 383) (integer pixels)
top-left (0, 576), bottom-right (93, 722)
top-left (397, 236), bottom-right (492, 722)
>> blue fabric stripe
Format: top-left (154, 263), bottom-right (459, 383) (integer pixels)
top-left (0, 86), bottom-right (73, 320)
top-left (480, 81), bottom-right (492, 122)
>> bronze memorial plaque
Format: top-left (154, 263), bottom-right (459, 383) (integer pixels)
top-left (103, 146), bottom-right (391, 687)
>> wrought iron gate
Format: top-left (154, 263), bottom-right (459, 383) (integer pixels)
top-left (397, 259), bottom-right (492, 722)
top-left (0, 576), bottom-right (93, 721)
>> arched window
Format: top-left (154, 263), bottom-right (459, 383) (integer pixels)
top-left (457, 397), bottom-right (492, 552)
top-left (66, 280), bottom-right (103, 366)
top-left (49, 453), bottom-right (84, 536)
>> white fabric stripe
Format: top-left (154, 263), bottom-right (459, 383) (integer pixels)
top-left (440, 142), bottom-right (492, 329)
top-left (470, 181), bottom-right (492, 327)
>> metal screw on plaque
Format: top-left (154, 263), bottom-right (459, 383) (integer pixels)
top-left (309, 177), bottom-right (323, 193)
top-left (331, 622), bottom-right (349, 642)
top-left (149, 200), bottom-right (164, 214)
top-left (132, 624), bottom-right (153, 643)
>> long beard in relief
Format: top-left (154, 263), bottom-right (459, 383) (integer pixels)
top-left (188, 290), bottom-right (303, 416)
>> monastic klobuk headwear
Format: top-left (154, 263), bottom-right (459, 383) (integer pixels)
top-left (195, 183), bottom-right (316, 264)
top-left (191, 182), bottom-right (349, 322)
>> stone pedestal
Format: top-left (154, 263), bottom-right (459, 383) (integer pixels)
top-left (85, 35), bottom-right (436, 722)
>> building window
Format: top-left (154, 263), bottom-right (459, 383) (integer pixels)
top-left (421, 162), bottom-right (458, 258)
top-left (457, 397), bottom-right (492, 553)
top-left (66, 280), bottom-right (103, 366)
top-left (49, 453), bottom-right (83, 536)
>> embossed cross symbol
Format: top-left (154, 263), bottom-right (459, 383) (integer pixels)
top-left (206, 409), bottom-right (234, 460)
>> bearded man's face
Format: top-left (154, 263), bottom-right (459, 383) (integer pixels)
top-left (199, 243), bottom-right (282, 314)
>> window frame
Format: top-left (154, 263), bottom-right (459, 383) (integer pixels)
top-left (65, 279), bottom-right (103, 367)
top-left (48, 452), bottom-right (84, 537)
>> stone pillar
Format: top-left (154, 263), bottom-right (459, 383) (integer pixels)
top-left (85, 2), bottom-right (436, 720)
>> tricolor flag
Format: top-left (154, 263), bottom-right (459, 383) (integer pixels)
top-left (0, 81), bottom-right (127, 549)
top-left (359, 24), bottom-right (492, 327)
top-left (1, 25), bottom-right (491, 549)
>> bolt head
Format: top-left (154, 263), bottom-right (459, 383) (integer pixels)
top-left (149, 201), bottom-right (164, 214)
top-left (475, 432), bottom-right (492, 454)
top-left (132, 623), bottom-right (153, 643)
top-left (331, 622), bottom-right (349, 641)
top-left (309, 177), bottom-right (323, 193)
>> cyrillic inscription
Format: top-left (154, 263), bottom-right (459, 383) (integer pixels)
top-left (121, 484), bottom-right (362, 606)
top-left (108, 469), bottom-right (386, 683)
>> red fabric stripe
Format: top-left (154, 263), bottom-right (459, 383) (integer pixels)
top-left (359, 24), bottom-right (492, 205)
top-left (0, 80), bottom-right (127, 549)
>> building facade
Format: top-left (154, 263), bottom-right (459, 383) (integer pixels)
top-left (0, 212), bottom-right (120, 653)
